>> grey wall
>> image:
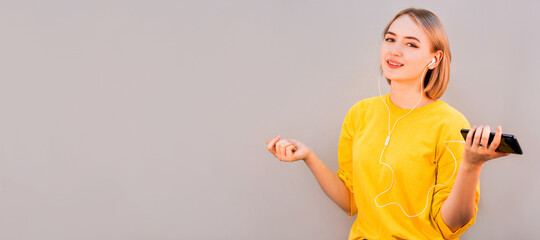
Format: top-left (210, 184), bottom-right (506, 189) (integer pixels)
top-left (0, 0), bottom-right (538, 239)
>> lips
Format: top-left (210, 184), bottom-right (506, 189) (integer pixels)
top-left (387, 59), bottom-right (403, 69)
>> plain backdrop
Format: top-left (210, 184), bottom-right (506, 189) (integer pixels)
top-left (0, 0), bottom-right (538, 239)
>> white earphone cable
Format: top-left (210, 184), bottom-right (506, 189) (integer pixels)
top-left (374, 61), bottom-right (465, 217)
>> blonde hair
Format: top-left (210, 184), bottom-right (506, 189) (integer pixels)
top-left (382, 8), bottom-right (451, 100)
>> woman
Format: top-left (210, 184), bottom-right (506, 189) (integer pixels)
top-left (266, 8), bottom-right (510, 240)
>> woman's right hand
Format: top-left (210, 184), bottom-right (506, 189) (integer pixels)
top-left (266, 135), bottom-right (312, 162)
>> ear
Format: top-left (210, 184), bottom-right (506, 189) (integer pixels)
top-left (429, 50), bottom-right (444, 70)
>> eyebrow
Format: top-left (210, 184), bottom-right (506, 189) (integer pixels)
top-left (385, 31), bottom-right (421, 43)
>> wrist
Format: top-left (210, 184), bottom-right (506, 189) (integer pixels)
top-left (460, 159), bottom-right (483, 173)
top-left (303, 150), bottom-right (316, 165)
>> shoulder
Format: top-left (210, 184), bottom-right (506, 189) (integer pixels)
top-left (430, 102), bottom-right (470, 141)
top-left (434, 101), bottom-right (469, 128)
top-left (341, 96), bottom-right (383, 128)
top-left (347, 95), bottom-right (384, 113)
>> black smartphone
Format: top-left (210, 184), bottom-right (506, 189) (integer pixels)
top-left (460, 129), bottom-right (523, 154)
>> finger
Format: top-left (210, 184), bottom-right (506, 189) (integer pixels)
top-left (465, 126), bottom-right (476, 149)
top-left (267, 135), bottom-right (280, 154)
top-left (472, 125), bottom-right (483, 150)
top-left (284, 143), bottom-right (296, 157)
top-left (285, 145), bottom-right (296, 160)
top-left (480, 125), bottom-right (490, 148)
top-left (276, 139), bottom-right (287, 160)
top-left (277, 140), bottom-right (294, 160)
top-left (276, 139), bottom-right (291, 151)
top-left (287, 139), bottom-right (299, 152)
top-left (488, 126), bottom-right (503, 152)
top-left (266, 135), bottom-right (280, 148)
top-left (285, 143), bottom-right (297, 152)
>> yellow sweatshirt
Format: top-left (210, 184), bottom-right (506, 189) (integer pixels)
top-left (337, 94), bottom-right (478, 240)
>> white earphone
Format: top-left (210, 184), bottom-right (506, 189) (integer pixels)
top-left (375, 55), bottom-right (465, 218)
top-left (428, 57), bottom-right (436, 67)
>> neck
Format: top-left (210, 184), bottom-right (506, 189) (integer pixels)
top-left (389, 79), bottom-right (435, 109)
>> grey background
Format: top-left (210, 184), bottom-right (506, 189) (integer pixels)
top-left (0, 0), bottom-right (538, 239)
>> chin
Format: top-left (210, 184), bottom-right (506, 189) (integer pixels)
top-left (382, 70), bottom-right (413, 82)
top-left (381, 72), bottom-right (399, 82)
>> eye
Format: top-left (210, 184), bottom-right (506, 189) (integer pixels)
top-left (407, 43), bottom-right (418, 48)
top-left (385, 38), bottom-right (395, 42)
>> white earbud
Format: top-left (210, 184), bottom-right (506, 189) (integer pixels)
top-left (428, 58), bottom-right (436, 67)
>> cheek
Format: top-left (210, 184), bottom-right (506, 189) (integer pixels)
top-left (409, 53), bottom-right (430, 69)
top-left (380, 42), bottom-right (390, 54)
top-left (379, 44), bottom-right (388, 63)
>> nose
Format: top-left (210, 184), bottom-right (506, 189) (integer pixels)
top-left (389, 44), bottom-right (402, 57)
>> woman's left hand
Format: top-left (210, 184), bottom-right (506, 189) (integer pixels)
top-left (463, 125), bottom-right (511, 166)
top-left (463, 126), bottom-right (510, 165)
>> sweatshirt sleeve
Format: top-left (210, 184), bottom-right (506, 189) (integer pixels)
top-left (431, 117), bottom-right (479, 239)
top-left (337, 102), bottom-right (359, 216)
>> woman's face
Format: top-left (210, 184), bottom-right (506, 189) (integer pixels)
top-left (380, 15), bottom-right (435, 83)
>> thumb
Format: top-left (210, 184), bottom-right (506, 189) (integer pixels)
top-left (288, 139), bottom-right (304, 149)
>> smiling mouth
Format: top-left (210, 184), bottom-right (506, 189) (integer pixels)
top-left (387, 61), bottom-right (403, 67)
